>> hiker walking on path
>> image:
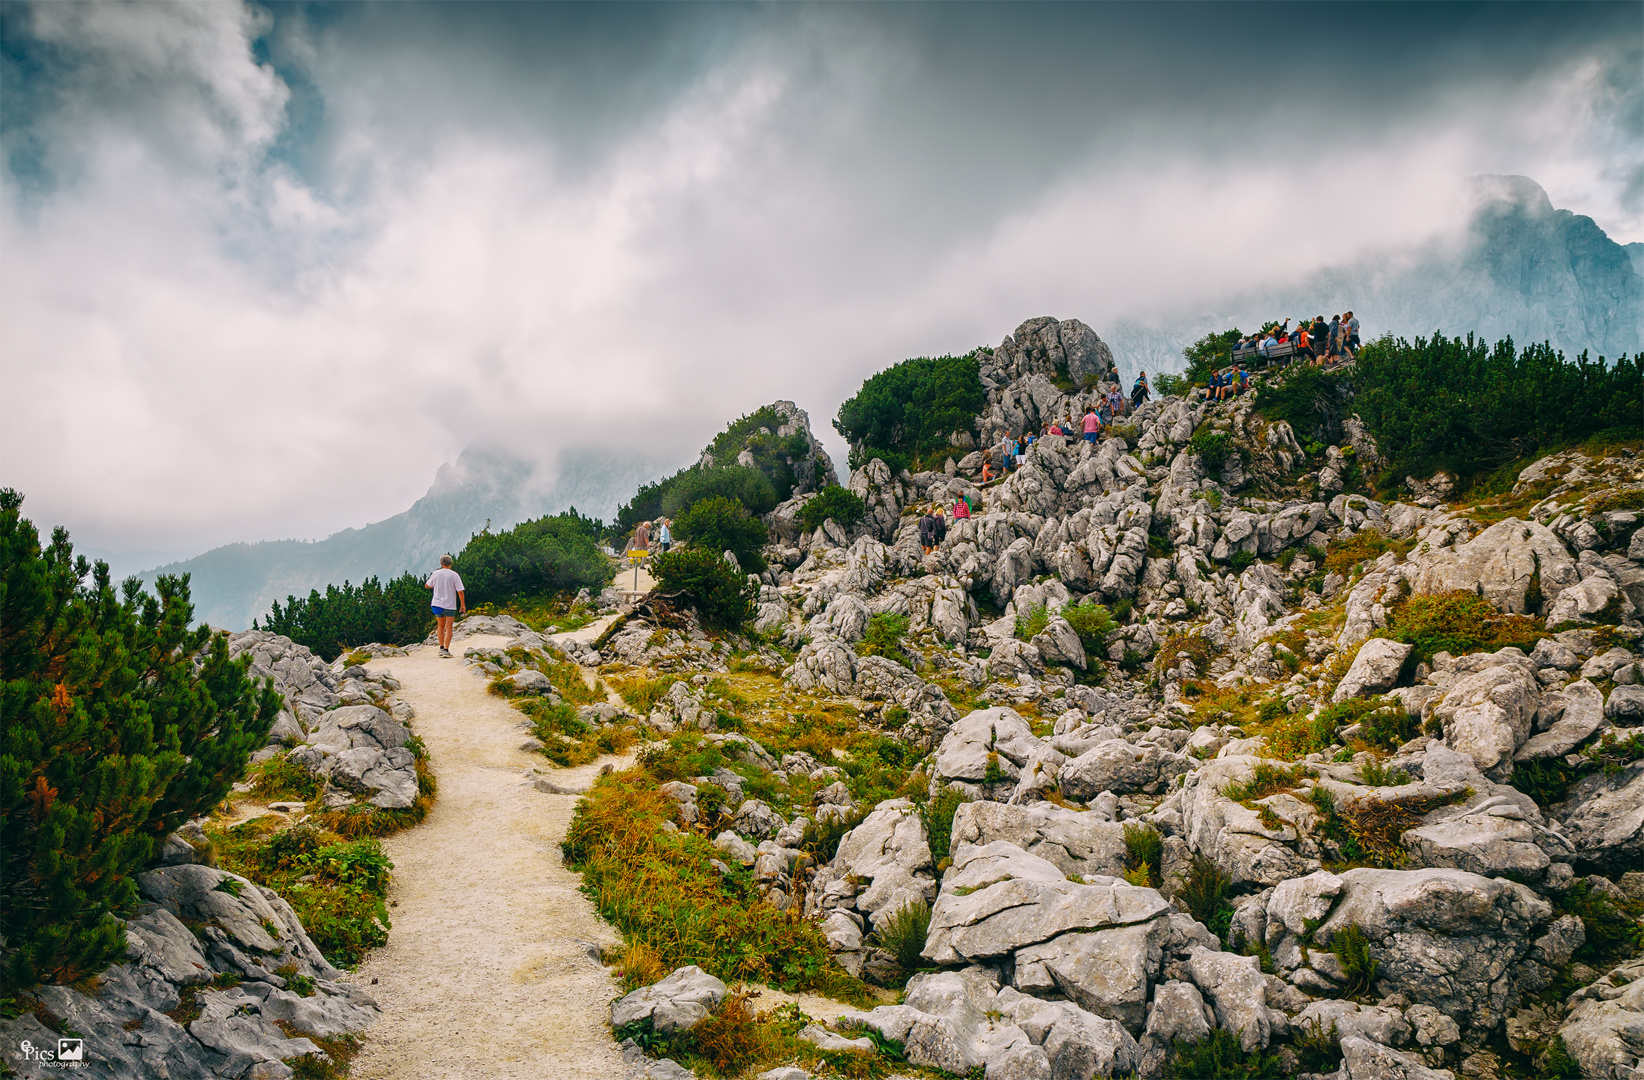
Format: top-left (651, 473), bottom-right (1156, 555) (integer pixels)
top-left (629, 520), bottom-right (651, 560)
top-left (425, 555), bottom-right (466, 658)
top-left (919, 509), bottom-right (939, 555)
top-left (656, 518), bottom-right (672, 555)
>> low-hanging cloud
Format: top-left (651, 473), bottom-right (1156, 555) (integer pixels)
top-left (1, 1), bottom-right (1638, 556)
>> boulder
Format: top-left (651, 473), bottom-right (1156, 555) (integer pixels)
top-left (1338, 1034), bottom-right (1457, 1080)
top-left (1402, 811), bottom-right (1554, 880)
top-left (1608, 684), bottom-right (1644, 722)
top-left (1517, 680), bottom-right (1607, 760)
top-left (1546, 574), bottom-right (1629, 626)
top-left (923, 842), bottom-right (1169, 965)
top-left (1431, 655), bottom-right (1540, 779)
top-left (506, 669), bottom-right (552, 694)
top-left (931, 707), bottom-right (1047, 793)
top-left (1013, 920), bottom-right (1161, 1030)
top-left (1058, 739), bottom-right (1191, 799)
top-left (946, 800), bottom-right (1130, 878)
top-left (1406, 517), bottom-right (1578, 614)
top-left (1186, 947), bottom-right (1287, 1052)
top-left (1561, 765), bottom-right (1644, 874)
top-left (1143, 980), bottom-right (1214, 1044)
top-left (308, 705), bottom-right (409, 752)
top-left (610, 966), bottom-right (728, 1034)
top-left (1334, 638), bottom-right (1415, 702)
top-left (1294, 867), bottom-right (1553, 1038)
top-left (1030, 616), bottom-right (1087, 670)
top-left (1558, 956), bottom-right (1644, 1080)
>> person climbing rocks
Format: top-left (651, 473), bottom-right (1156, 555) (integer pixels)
top-left (1132, 371), bottom-right (1151, 408)
top-left (1083, 405), bottom-right (1102, 443)
top-left (933, 506), bottom-right (948, 545)
top-left (425, 554), bottom-right (466, 658)
top-left (918, 509), bottom-right (939, 554)
top-left (953, 496), bottom-right (971, 520)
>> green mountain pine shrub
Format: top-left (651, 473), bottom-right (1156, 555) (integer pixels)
top-left (673, 496), bottom-right (769, 573)
top-left (652, 549), bottom-right (758, 631)
top-left (258, 572), bottom-right (432, 662)
top-left (0, 489), bottom-right (282, 992)
top-left (834, 353), bottom-right (986, 470)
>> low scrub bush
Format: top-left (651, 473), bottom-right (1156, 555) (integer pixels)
top-left (1220, 761), bottom-right (1310, 803)
top-left (834, 352), bottom-right (986, 469)
top-left (1178, 855), bottom-right (1234, 940)
top-left (1062, 600), bottom-right (1116, 653)
top-left (1162, 1029), bottom-right (1289, 1079)
top-left (618, 465), bottom-right (780, 536)
top-left (1558, 880), bottom-right (1644, 968)
top-left (798, 485), bottom-right (866, 532)
top-left (674, 495), bottom-right (769, 573)
top-left (1013, 602), bottom-right (1050, 642)
top-left (873, 900), bottom-right (933, 981)
top-left (920, 789), bottom-right (966, 868)
top-left (1123, 824), bottom-right (1162, 889)
top-left (858, 613), bottom-right (911, 667)
top-left (452, 510), bottom-right (612, 608)
top-left (1383, 591), bottom-right (1542, 662)
top-left (652, 549), bottom-right (759, 631)
top-left (249, 754), bottom-right (321, 801)
top-left (1188, 429), bottom-right (1234, 473)
top-left (563, 773), bottom-right (873, 1003)
top-left (1328, 923), bottom-right (1381, 1000)
top-left (1352, 333), bottom-right (1641, 482)
top-left (1509, 728), bottom-right (1644, 809)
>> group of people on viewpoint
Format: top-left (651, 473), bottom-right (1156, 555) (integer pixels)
top-left (1236, 312), bottom-right (1360, 367)
top-left (1200, 311), bottom-right (1363, 404)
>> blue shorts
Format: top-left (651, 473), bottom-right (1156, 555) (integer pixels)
top-left (1084, 432), bottom-right (1098, 442)
top-left (432, 606), bottom-right (455, 618)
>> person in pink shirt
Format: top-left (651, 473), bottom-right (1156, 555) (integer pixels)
top-left (1083, 406), bottom-right (1102, 443)
top-left (953, 497), bottom-right (971, 520)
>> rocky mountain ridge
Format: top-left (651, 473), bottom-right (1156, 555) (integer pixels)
top-left (587, 315), bottom-right (1644, 1079)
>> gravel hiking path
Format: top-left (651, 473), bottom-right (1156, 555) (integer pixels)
top-left (347, 634), bottom-right (631, 1080)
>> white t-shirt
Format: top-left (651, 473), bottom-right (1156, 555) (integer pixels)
top-left (427, 567), bottom-right (464, 610)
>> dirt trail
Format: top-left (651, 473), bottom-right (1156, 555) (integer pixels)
top-left (347, 634), bottom-right (630, 1080)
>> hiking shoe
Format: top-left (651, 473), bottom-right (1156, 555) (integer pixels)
top-left (439, 647), bottom-right (452, 658)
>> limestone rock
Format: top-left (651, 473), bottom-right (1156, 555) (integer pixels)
top-left (1335, 638), bottom-right (1415, 702)
top-left (610, 966), bottom-right (728, 1034)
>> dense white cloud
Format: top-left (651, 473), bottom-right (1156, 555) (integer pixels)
top-left (0, 1), bottom-right (1636, 555)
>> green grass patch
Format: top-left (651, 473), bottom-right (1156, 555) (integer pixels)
top-left (248, 753), bottom-right (320, 801)
top-left (1381, 590), bottom-right (1544, 663)
top-left (207, 821), bottom-right (393, 968)
top-left (1178, 855), bottom-right (1234, 940)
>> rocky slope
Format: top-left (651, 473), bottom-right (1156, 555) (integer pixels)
top-left (601, 316), bottom-right (1644, 1079)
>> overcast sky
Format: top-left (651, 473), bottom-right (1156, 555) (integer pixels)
top-left (2, 1), bottom-right (1639, 557)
